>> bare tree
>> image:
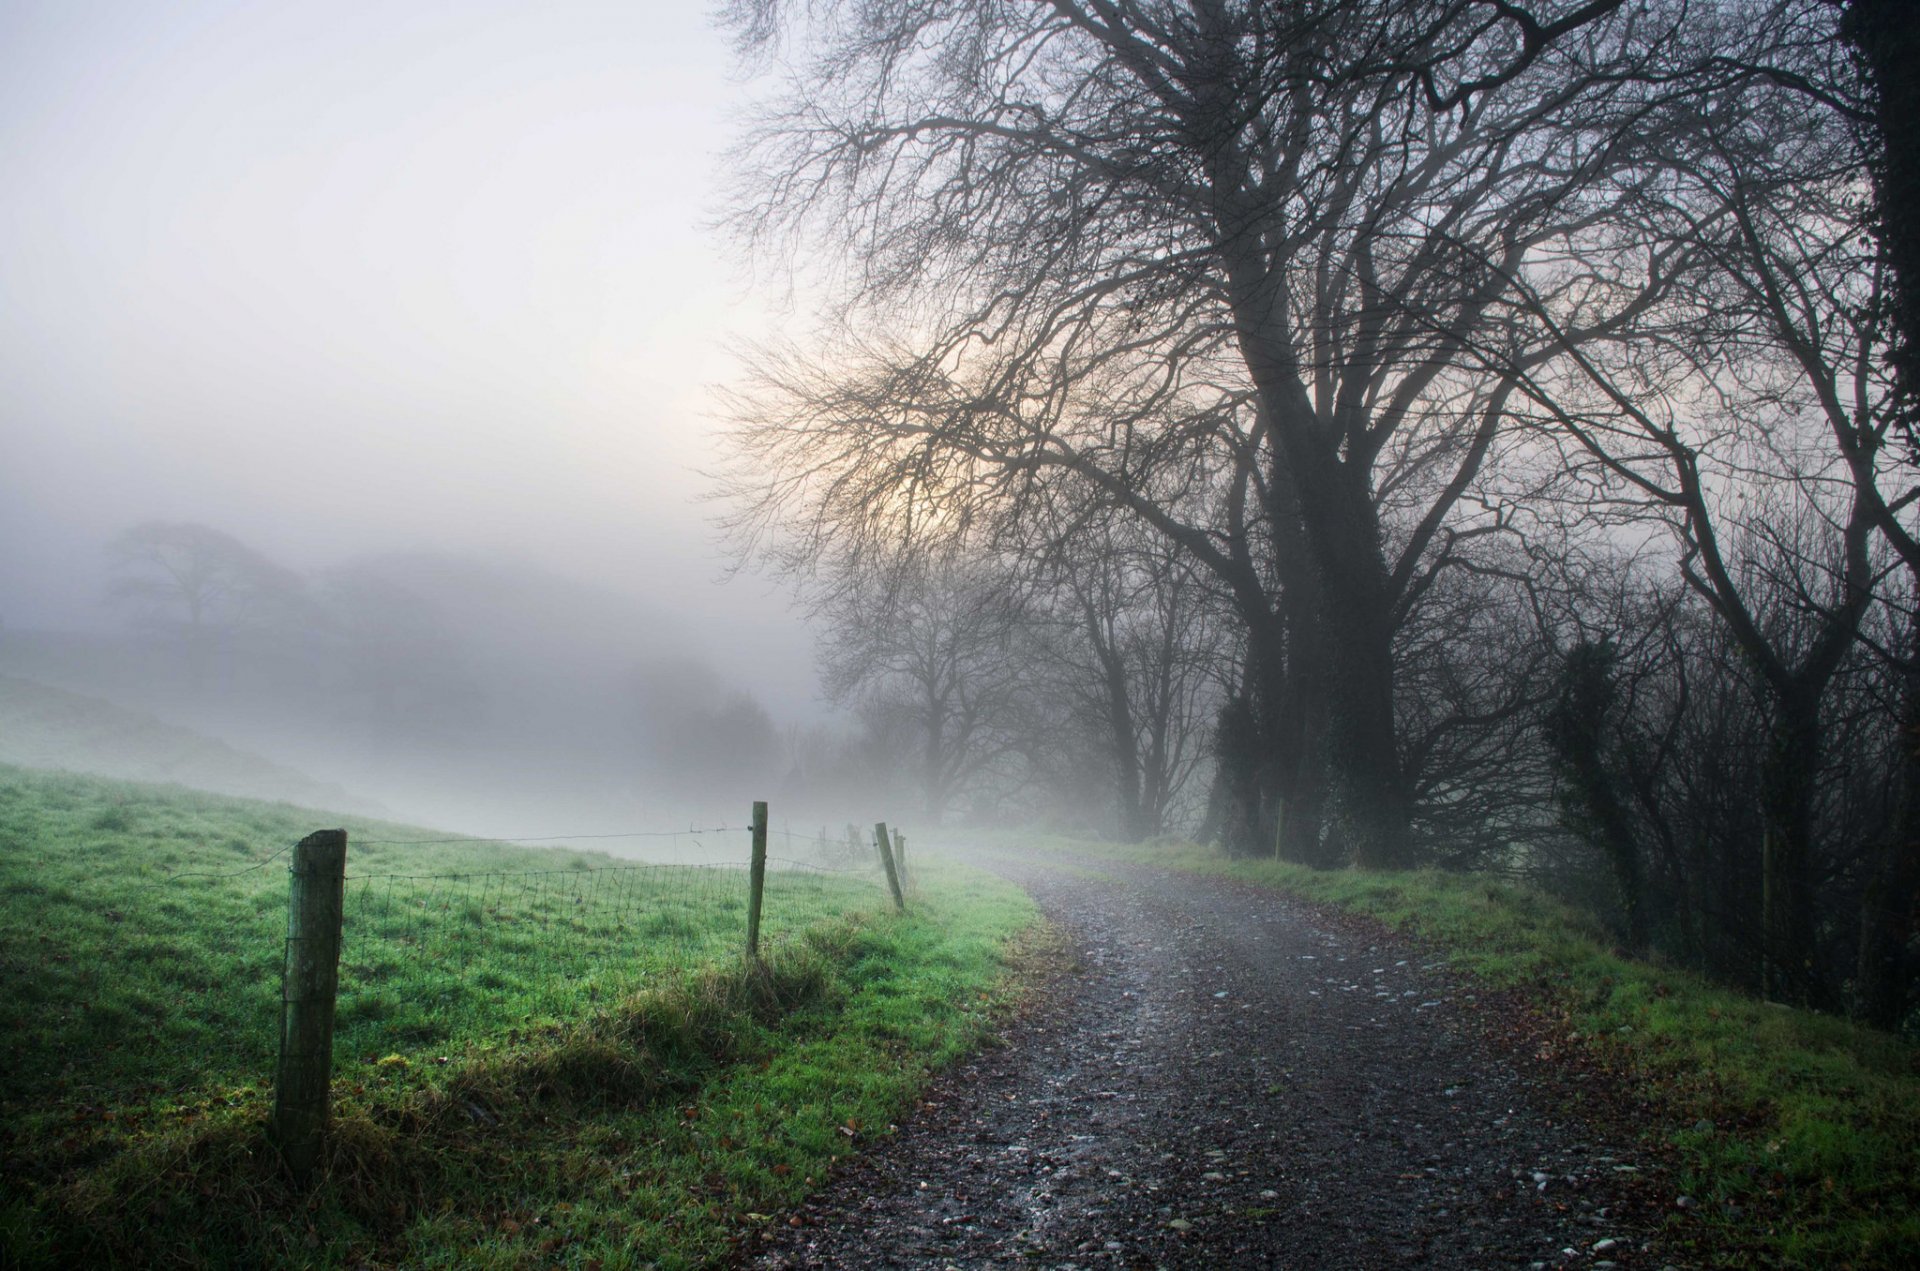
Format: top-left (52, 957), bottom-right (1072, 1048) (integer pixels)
top-left (1501, 56), bottom-right (1894, 1003)
top-left (718, 0), bottom-right (1664, 867)
top-left (817, 553), bottom-right (1039, 823)
top-left (106, 521), bottom-right (306, 634)
top-left (1032, 517), bottom-right (1227, 840)
top-left (105, 521), bottom-right (310, 692)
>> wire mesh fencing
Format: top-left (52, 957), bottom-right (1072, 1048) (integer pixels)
top-left (250, 805), bottom-right (911, 1173)
top-left (333, 860), bottom-right (746, 1056)
top-left (759, 823), bottom-right (903, 932)
top-left (0, 782), bottom-right (917, 1182)
top-left (315, 816), bottom-right (899, 1063)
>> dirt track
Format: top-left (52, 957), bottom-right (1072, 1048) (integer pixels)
top-left (745, 849), bottom-right (1675, 1269)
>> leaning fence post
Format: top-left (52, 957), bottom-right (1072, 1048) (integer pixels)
top-left (892, 829), bottom-right (908, 888)
top-left (273, 828), bottom-right (348, 1185)
top-left (746, 800), bottom-right (769, 959)
top-left (873, 821), bottom-right (906, 912)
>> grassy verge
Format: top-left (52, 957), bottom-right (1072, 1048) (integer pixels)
top-left (0, 767), bottom-right (1039, 1268)
top-left (0, 766), bottom-right (879, 1117)
top-left (1047, 837), bottom-right (1919, 1269)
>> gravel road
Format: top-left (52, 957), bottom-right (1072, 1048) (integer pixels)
top-left (744, 848), bottom-right (1673, 1269)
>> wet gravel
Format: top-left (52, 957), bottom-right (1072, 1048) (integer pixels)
top-left (744, 849), bottom-right (1675, 1269)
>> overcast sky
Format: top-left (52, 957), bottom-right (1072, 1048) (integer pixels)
top-left (0, 1), bottom-right (823, 713)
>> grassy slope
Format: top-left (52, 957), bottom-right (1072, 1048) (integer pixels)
top-left (0, 767), bottom-right (1039, 1268)
top-left (1052, 837), bottom-right (1919, 1268)
top-left (0, 674), bottom-right (376, 813)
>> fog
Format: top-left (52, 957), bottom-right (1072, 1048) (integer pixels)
top-left (0, 1), bottom-right (828, 836)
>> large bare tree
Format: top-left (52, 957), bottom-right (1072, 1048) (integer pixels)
top-left (720, 0), bottom-right (1656, 865)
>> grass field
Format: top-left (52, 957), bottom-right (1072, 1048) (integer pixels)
top-left (0, 766), bottom-right (1039, 1268)
top-left (1053, 836), bottom-right (1920, 1269)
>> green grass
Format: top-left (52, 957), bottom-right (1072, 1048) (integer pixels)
top-left (0, 766), bottom-right (871, 1116)
top-left (1054, 836), bottom-right (1920, 1269)
top-left (0, 766), bottom-right (1039, 1268)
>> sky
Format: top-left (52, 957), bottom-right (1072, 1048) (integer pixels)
top-left (0, 0), bottom-right (823, 716)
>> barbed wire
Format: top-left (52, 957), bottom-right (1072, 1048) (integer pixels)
top-left (165, 825), bottom-right (753, 880)
top-left (27, 813), bottom-right (908, 1110)
top-left (168, 841), bottom-right (294, 880)
top-left (346, 860), bottom-right (750, 882)
top-left (323, 822), bottom-right (894, 1056)
top-left (353, 826), bottom-right (748, 846)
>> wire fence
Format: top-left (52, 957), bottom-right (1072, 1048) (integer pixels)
top-left (262, 809), bottom-right (912, 1176)
top-left (316, 819), bottom-right (899, 1062)
top-left (1, 787), bottom-right (913, 1168)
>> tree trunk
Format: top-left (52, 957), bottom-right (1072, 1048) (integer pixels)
top-left (1222, 239), bottom-right (1413, 870)
top-left (1856, 782), bottom-right (1920, 1030)
top-left (1575, 750), bottom-right (1650, 953)
top-left (1857, 631), bottom-right (1920, 1029)
top-left (1313, 512), bottom-right (1410, 870)
top-left (921, 701), bottom-right (946, 827)
top-left (1547, 642), bottom-right (1651, 953)
top-left (1251, 450), bottom-right (1334, 865)
top-left (1264, 401), bottom-right (1410, 869)
top-left (1761, 690), bottom-right (1824, 1007)
top-left (1197, 749), bottom-right (1230, 847)
top-left (1213, 694), bottom-right (1265, 857)
top-left (1098, 641), bottom-right (1154, 842)
top-left (1842, 0), bottom-right (1920, 421)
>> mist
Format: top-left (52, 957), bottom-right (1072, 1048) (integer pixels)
top-left (4, 6), bottom-right (1914, 1264)
top-left (0, 1), bottom-right (830, 836)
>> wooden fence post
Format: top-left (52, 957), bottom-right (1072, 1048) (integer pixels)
top-left (746, 800), bottom-right (769, 959)
top-left (874, 821), bottom-right (906, 912)
top-left (272, 829), bottom-right (348, 1185)
top-left (892, 829), bottom-right (908, 887)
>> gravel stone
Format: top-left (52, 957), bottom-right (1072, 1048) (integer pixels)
top-left (742, 849), bottom-right (1672, 1269)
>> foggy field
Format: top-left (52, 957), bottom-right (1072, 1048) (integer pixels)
top-left (0, 766), bottom-right (892, 1109)
top-left (0, 765), bottom-right (1035, 1267)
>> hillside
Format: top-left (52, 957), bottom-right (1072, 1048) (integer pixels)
top-left (0, 674), bottom-right (380, 814)
top-left (0, 766), bottom-right (1034, 1269)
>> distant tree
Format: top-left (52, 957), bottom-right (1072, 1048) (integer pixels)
top-left (105, 522), bottom-right (309, 691)
top-left (105, 521), bottom-right (306, 633)
top-left (1029, 515), bottom-right (1228, 842)
top-left (818, 554), bottom-right (1037, 824)
top-left (629, 655), bottom-right (782, 791)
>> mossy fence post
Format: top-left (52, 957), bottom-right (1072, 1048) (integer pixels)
top-left (272, 828), bottom-right (348, 1185)
top-left (873, 821), bottom-right (906, 911)
top-left (746, 800), bottom-right (769, 959)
